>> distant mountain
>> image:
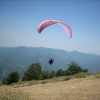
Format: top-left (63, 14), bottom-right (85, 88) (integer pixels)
top-left (0, 46), bottom-right (100, 80)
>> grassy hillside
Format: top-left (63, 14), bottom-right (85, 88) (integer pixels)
top-left (0, 73), bottom-right (100, 100)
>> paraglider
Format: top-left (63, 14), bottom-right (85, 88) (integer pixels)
top-left (37, 20), bottom-right (72, 65)
top-left (48, 58), bottom-right (54, 65)
top-left (37, 20), bottom-right (72, 38)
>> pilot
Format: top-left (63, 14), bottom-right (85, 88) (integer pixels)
top-left (48, 58), bottom-right (54, 65)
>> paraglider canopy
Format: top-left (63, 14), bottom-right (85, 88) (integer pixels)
top-left (48, 58), bottom-right (54, 65)
top-left (37, 20), bottom-right (72, 38)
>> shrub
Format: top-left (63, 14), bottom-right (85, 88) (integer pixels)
top-left (2, 78), bottom-right (8, 85)
top-left (74, 72), bottom-right (87, 78)
top-left (83, 69), bottom-right (88, 73)
top-left (2, 71), bottom-right (20, 85)
top-left (7, 71), bottom-right (20, 85)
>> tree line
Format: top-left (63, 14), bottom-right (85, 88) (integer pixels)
top-left (2, 62), bottom-right (88, 85)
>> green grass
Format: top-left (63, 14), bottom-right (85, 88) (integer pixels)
top-left (74, 72), bottom-right (88, 78)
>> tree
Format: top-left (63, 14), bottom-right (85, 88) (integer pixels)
top-left (50, 71), bottom-right (56, 78)
top-left (7, 71), bottom-right (20, 85)
top-left (42, 70), bottom-right (49, 79)
top-left (67, 62), bottom-right (83, 75)
top-left (2, 77), bottom-right (8, 85)
top-left (42, 70), bottom-right (56, 79)
top-left (65, 70), bottom-right (72, 76)
top-left (22, 63), bottom-right (42, 81)
top-left (83, 69), bottom-right (88, 73)
top-left (56, 69), bottom-right (65, 76)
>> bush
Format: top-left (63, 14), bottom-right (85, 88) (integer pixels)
top-left (2, 71), bottom-right (20, 85)
top-left (74, 72), bottom-right (87, 78)
top-left (56, 69), bottom-right (65, 76)
top-left (42, 70), bottom-right (56, 79)
top-left (83, 69), bottom-right (88, 73)
top-left (7, 71), bottom-right (20, 85)
top-left (65, 70), bottom-right (72, 76)
top-left (2, 78), bottom-right (8, 85)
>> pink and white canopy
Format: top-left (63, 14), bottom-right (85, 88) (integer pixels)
top-left (37, 20), bottom-right (72, 38)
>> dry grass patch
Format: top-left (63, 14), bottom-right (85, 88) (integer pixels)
top-left (93, 72), bottom-right (100, 78)
top-left (0, 86), bottom-right (30, 100)
top-left (18, 76), bottom-right (100, 100)
top-left (0, 74), bottom-right (100, 100)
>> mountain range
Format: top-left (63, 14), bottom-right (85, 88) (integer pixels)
top-left (0, 46), bottom-right (100, 80)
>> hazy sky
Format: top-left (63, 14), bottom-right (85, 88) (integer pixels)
top-left (0, 0), bottom-right (100, 55)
